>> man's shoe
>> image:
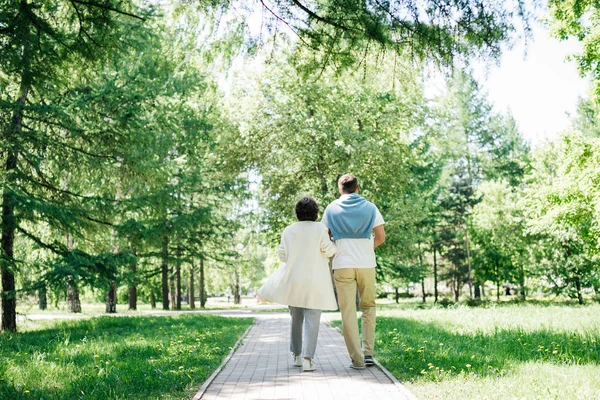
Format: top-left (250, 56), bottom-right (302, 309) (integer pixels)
top-left (364, 355), bottom-right (375, 366)
top-left (349, 363), bottom-right (366, 370)
top-left (292, 353), bottom-right (302, 367)
top-left (302, 358), bottom-right (316, 372)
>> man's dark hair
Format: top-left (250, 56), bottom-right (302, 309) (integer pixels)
top-left (295, 197), bottom-right (319, 221)
top-left (338, 174), bottom-right (358, 193)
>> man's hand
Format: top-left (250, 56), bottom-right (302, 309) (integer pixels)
top-left (373, 225), bottom-right (385, 248)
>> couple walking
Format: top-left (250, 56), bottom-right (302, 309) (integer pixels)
top-left (258, 174), bottom-right (386, 372)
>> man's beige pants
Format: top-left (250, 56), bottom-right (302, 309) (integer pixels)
top-left (334, 267), bottom-right (376, 367)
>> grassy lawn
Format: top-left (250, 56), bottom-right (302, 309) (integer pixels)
top-left (334, 303), bottom-right (600, 399)
top-left (15, 296), bottom-right (261, 316)
top-left (0, 314), bottom-right (253, 400)
top-left (336, 304), bottom-right (600, 400)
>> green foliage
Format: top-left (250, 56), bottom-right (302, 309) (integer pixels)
top-left (524, 133), bottom-right (600, 303)
top-left (471, 180), bottom-right (530, 298)
top-left (258, 0), bottom-right (530, 70)
top-left (232, 47), bottom-right (425, 240)
top-left (572, 97), bottom-right (600, 138)
top-left (549, 0), bottom-right (600, 98)
top-left (0, 314), bottom-right (252, 399)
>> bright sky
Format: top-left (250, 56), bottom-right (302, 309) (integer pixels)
top-left (474, 19), bottom-right (591, 147)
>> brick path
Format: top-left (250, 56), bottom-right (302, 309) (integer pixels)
top-left (194, 312), bottom-right (417, 400)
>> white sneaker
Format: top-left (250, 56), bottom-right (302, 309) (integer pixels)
top-left (302, 358), bottom-right (316, 372)
top-left (293, 354), bottom-right (302, 367)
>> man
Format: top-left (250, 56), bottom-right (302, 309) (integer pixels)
top-left (322, 174), bottom-right (385, 369)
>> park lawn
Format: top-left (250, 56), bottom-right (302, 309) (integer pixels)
top-left (0, 314), bottom-right (253, 400)
top-left (334, 303), bottom-right (600, 399)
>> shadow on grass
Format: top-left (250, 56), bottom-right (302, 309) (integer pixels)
top-left (0, 314), bottom-right (253, 400)
top-left (371, 317), bottom-right (600, 383)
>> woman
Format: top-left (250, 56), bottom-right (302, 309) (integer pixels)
top-left (258, 197), bottom-right (337, 372)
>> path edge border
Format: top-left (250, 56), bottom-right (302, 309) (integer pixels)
top-left (326, 321), bottom-right (419, 400)
top-left (191, 321), bottom-right (255, 400)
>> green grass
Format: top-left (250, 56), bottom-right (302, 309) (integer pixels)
top-left (0, 314), bottom-right (253, 399)
top-left (333, 303), bottom-right (600, 399)
top-left (16, 298), bottom-right (257, 317)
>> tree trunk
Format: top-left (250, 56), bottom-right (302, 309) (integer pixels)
top-left (199, 256), bottom-right (207, 308)
top-left (433, 246), bottom-right (439, 304)
top-left (464, 228), bottom-right (473, 298)
top-left (496, 277), bottom-right (500, 302)
top-left (189, 257), bottom-right (195, 310)
top-left (150, 291), bottom-right (156, 309)
top-left (175, 246), bottom-right (181, 310)
top-left (106, 281), bottom-right (117, 313)
top-left (38, 286), bottom-right (47, 310)
top-left (453, 267), bottom-right (460, 302)
top-left (66, 234), bottom-right (82, 313)
top-left (395, 287), bottom-right (399, 304)
top-left (67, 280), bottom-right (82, 313)
top-left (233, 267), bottom-right (241, 305)
top-left (418, 241), bottom-right (426, 303)
top-left (106, 244), bottom-right (118, 313)
top-left (519, 264), bottom-right (526, 301)
top-left (1, 30), bottom-right (31, 331)
top-left (128, 246), bottom-right (137, 310)
top-left (474, 284), bottom-right (481, 299)
top-left (161, 235), bottom-right (169, 310)
top-left (169, 266), bottom-right (176, 309)
top-left (574, 275), bottom-right (584, 305)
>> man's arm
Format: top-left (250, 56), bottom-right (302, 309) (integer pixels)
top-left (373, 225), bottom-right (385, 248)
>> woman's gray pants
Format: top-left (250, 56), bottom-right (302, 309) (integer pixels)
top-left (289, 306), bottom-right (322, 359)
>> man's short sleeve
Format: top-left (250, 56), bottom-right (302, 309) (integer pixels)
top-left (373, 207), bottom-right (385, 228)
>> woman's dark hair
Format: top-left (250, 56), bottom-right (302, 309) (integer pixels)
top-left (295, 197), bottom-right (319, 221)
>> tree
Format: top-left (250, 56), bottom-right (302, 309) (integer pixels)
top-left (430, 70), bottom-right (529, 300)
top-left (571, 97), bottom-right (600, 138)
top-left (439, 172), bottom-right (481, 300)
top-left (232, 46), bottom-right (426, 241)
top-left (0, 0), bottom-right (148, 330)
top-left (549, 0), bottom-right (600, 98)
top-left (254, 0), bottom-right (531, 69)
top-left (524, 133), bottom-right (600, 304)
top-left (472, 180), bottom-right (529, 300)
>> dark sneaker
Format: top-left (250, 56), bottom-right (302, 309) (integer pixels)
top-left (364, 355), bottom-right (375, 366)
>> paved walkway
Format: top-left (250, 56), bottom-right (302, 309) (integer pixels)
top-left (194, 312), bottom-right (417, 400)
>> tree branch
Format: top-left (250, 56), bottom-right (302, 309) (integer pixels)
top-left (291, 0), bottom-right (351, 32)
top-left (70, 0), bottom-right (146, 21)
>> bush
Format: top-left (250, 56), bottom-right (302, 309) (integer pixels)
top-left (437, 297), bottom-right (454, 308)
top-left (466, 298), bottom-right (484, 307)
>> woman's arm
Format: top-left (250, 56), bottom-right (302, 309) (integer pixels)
top-left (320, 229), bottom-right (337, 258)
top-left (278, 233), bottom-right (287, 262)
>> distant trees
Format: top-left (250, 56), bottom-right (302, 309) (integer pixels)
top-left (0, 1), bottom-right (247, 331)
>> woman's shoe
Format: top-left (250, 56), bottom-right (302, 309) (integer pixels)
top-left (292, 353), bottom-right (302, 367)
top-left (302, 358), bottom-right (316, 372)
